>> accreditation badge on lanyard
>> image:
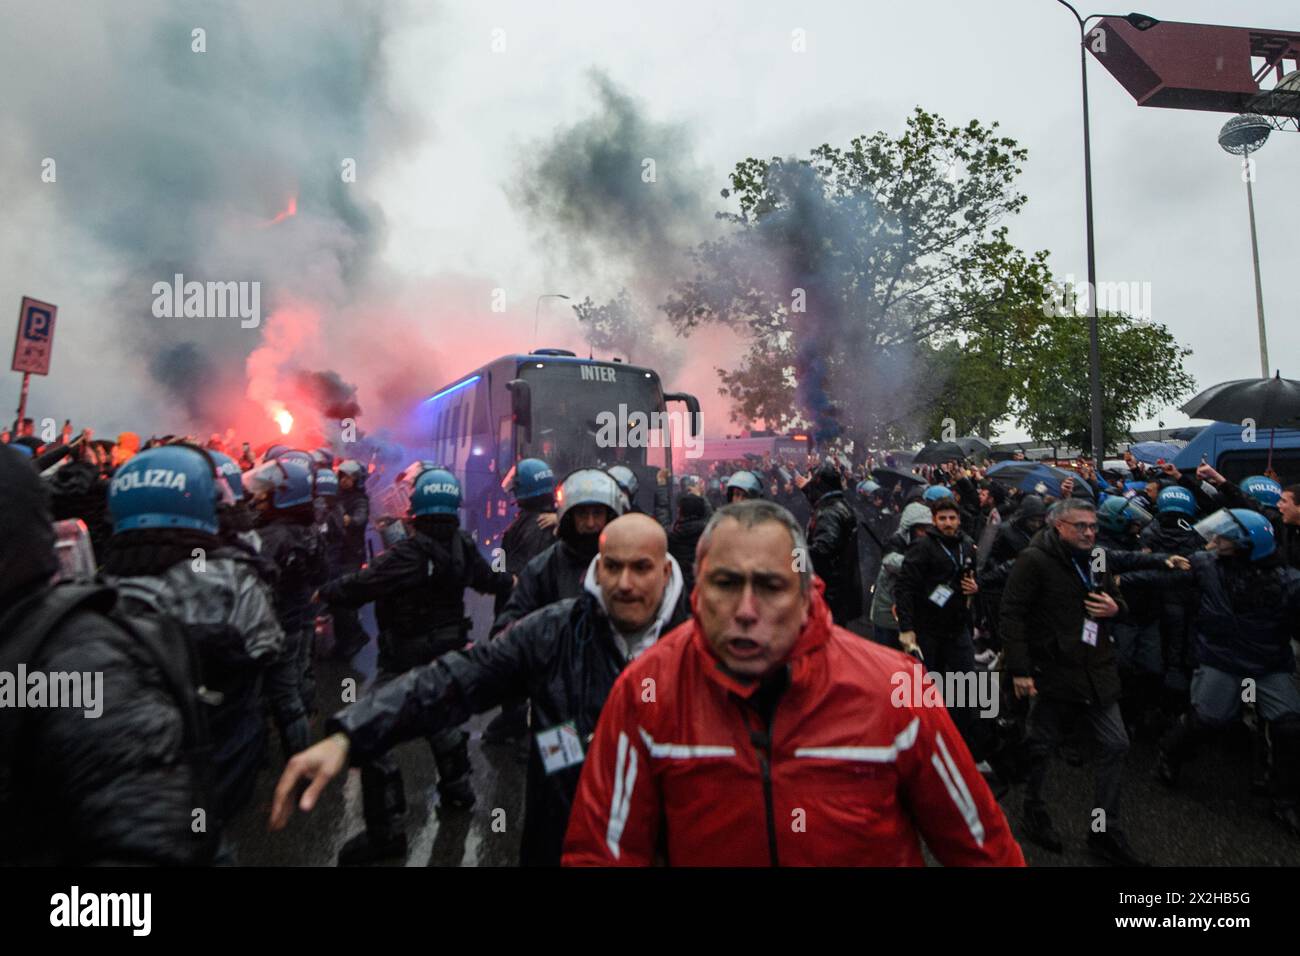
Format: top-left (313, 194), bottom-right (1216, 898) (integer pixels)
top-left (535, 720), bottom-right (585, 774)
top-left (929, 542), bottom-right (963, 607)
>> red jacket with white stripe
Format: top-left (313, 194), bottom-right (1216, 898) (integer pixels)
top-left (562, 588), bottom-right (1025, 866)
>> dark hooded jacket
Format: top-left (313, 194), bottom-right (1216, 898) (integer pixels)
top-left (804, 473), bottom-right (862, 625)
top-left (492, 505), bottom-right (612, 634)
top-left (330, 583), bottom-right (691, 866)
top-left (667, 493), bottom-right (711, 595)
top-left (0, 446), bottom-right (209, 865)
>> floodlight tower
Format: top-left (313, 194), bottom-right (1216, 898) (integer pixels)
top-left (1218, 114), bottom-right (1272, 377)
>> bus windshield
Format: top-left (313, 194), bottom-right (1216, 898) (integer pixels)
top-left (520, 362), bottom-right (664, 479)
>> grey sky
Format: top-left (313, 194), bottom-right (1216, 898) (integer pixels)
top-left (2, 0), bottom-right (1295, 443)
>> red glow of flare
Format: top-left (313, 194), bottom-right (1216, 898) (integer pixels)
top-left (268, 195), bottom-right (297, 226)
top-left (274, 408), bottom-right (294, 434)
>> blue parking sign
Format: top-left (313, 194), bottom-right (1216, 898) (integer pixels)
top-left (12, 296), bottom-right (58, 375)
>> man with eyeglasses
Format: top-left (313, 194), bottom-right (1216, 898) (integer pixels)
top-left (999, 497), bottom-right (1187, 866)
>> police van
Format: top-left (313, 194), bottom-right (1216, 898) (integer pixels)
top-left (1173, 421), bottom-right (1300, 487)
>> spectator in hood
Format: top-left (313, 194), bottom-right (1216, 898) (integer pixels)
top-left (869, 500), bottom-right (933, 649)
top-left (668, 491), bottom-right (711, 595)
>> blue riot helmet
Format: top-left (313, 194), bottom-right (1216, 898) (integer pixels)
top-left (1241, 475), bottom-right (1282, 508)
top-left (262, 443), bottom-right (291, 462)
top-left (278, 449), bottom-right (314, 467)
top-left (209, 449), bottom-right (246, 502)
top-left (398, 460), bottom-right (440, 490)
top-left (1156, 485), bottom-right (1197, 517)
top-left (514, 458), bottom-right (556, 503)
top-left (311, 447), bottom-right (334, 468)
top-left (856, 479), bottom-right (882, 497)
top-left (313, 466), bottom-right (339, 499)
top-left (725, 470), bottom-right (764, 501)
top-left (411, 468), bottom-right (461, 516)
top-left (923, 484), bottom-right (952, 502)
top-left (1098, 495), bottom-right (1152, 534)
top-left (1194, 507), bottom-right (1276, 561)
top-left (243, 458), bottom-right (314, 509)
top-left (108, 444), bottom-right (223, 535)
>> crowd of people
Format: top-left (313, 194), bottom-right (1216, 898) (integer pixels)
top-left (3, 417), bottom-right (1299, 867)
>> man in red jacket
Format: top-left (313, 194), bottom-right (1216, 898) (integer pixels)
top-left (563, 499), bottom-right (1024, 866)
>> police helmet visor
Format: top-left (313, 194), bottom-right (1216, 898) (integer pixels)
top-left (1193, 509), bottom-right (1247, 549)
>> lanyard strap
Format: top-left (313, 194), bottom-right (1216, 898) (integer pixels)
top-left (1070, 556), bottom-right (1093, 590)
top-left (940, 541), bottom-right (964, 573)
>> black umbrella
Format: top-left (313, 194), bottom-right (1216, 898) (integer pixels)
top-left (1180, 373), bottom-right (1300, 430)
top-left (985, 461), bottom-right (1095, 500)
top-left (871, 466), bottom-right (925, 489)
top-left (912, 441), bottom-right (965, 465)
top-left (956, 436), bottom-right (992, 460)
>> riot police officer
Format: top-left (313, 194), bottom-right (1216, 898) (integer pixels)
top-left (316, 467), bottom-right (513, 865)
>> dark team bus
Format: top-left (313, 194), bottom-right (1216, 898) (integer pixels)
top-left (399, 348), bottom-right (700, 548)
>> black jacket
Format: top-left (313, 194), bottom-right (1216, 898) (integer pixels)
top-left (330, 487), bottom-right (370, 568)
top-left (492, 538), bottom-right (592, 634)
top-left (0, 594), bottom-right (213, 865)
top-left (493, 507), bottom-right (559, 626)
top-left (330, 588), bottom-right (691, 866)
top-left (667, 496), bottom-right (711, 595)
top-left (976, 512), bottom-right (1043, 641)
top-left (258, 519), bottom-right (329, 633)
top-left (321, 528), bottom-right (511, 672)
top-left (502, 509), bottom-right (556, 576)
top-left (1123, 551), bottom-right (1300, 678)
top-left (894, 531), bottom-right (976, 638)
top-left (999, 528), bottom-right (1165, 706)
top-left (806, 490), bottom-right (862, 625)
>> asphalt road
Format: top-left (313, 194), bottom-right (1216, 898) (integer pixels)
top-left (227, 599), bottom-right (1300, 866)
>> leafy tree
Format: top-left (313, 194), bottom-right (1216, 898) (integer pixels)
top-left (1013, 311), bottom-right (1195, 451)
top-left (573, 288), bottom-right (644, 361)
top-left (661, 107), bottom-right (1195, 452)
top-left (663, 107), bottom-right (1048, 446)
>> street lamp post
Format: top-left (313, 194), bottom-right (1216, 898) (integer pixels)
top-left (1218, 115), bottom-right (1272, 377)
top-left (533, 293), bottom-right (571, 348)
top-left (1053, 4), bottom-right (1158, 461)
